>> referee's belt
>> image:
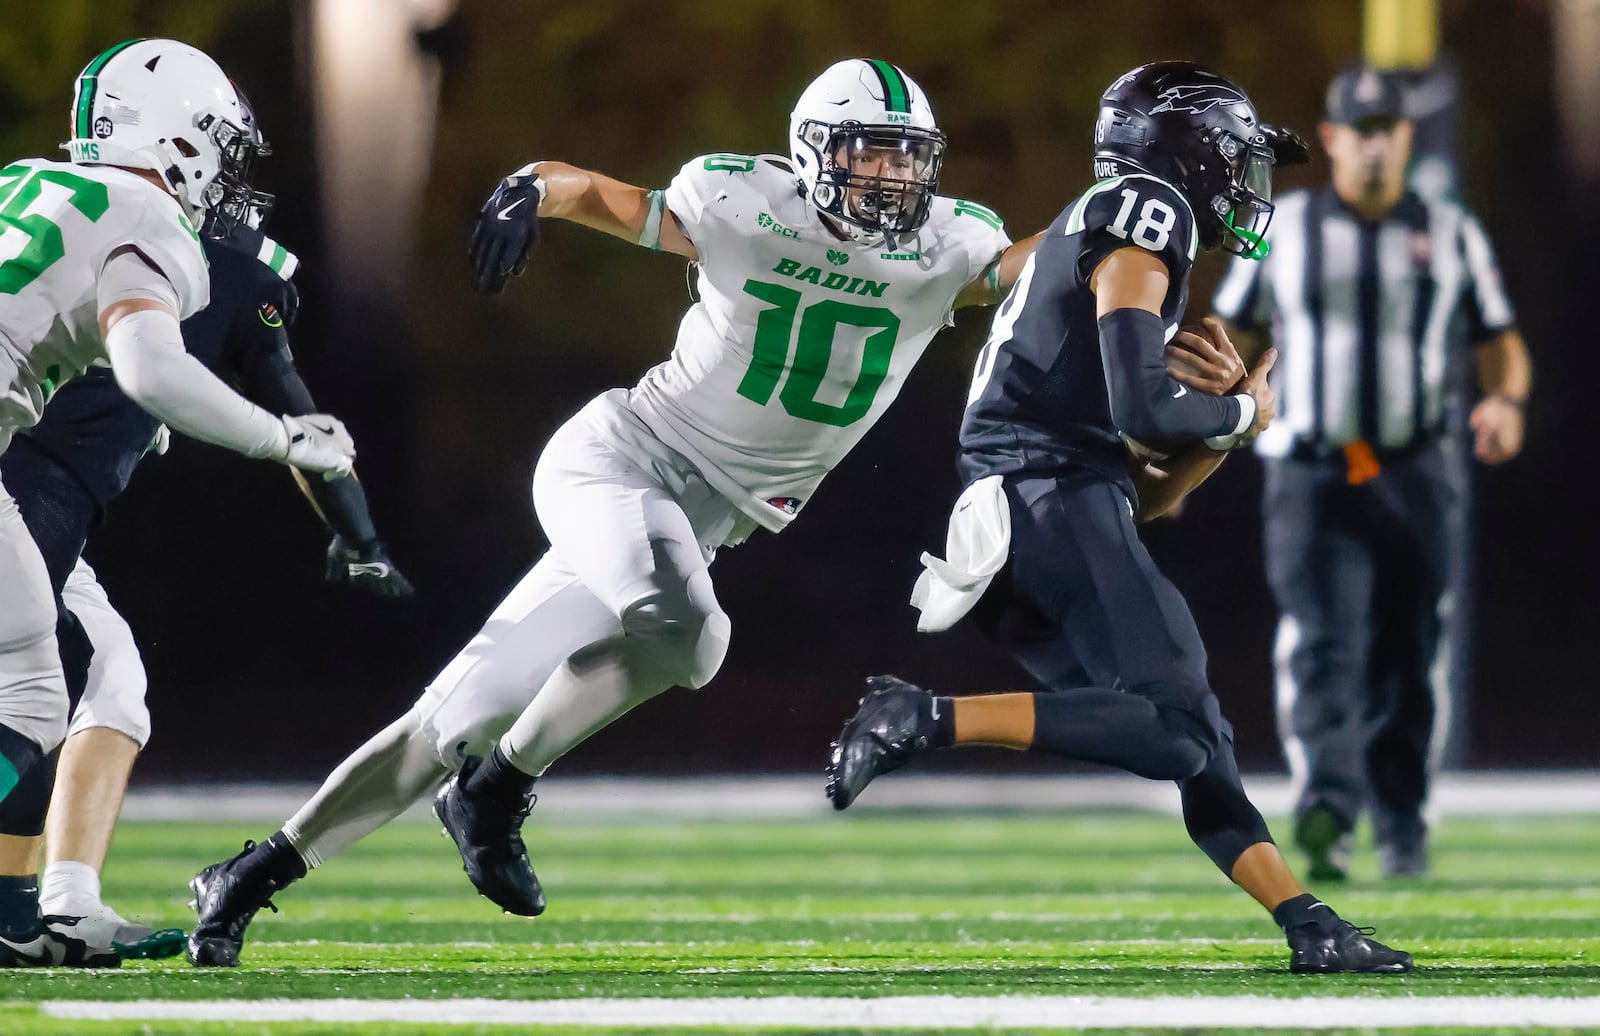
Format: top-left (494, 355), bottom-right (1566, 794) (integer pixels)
top-left (1286, 436), bottom-right (1435, 485)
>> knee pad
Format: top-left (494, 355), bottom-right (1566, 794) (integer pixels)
top-left (0, 744), bottom-right (57, 836)
top-left (1146, 684), bottom-right (1227, 780)
top-left (619, 592), bottom-right (730, 690)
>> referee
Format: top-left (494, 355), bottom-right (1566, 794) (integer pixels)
top-left (1213, 65), bottom-right (1531, 881)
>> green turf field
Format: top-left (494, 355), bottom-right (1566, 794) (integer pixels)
top-left (3, 808), bottom-right (1597, 1033)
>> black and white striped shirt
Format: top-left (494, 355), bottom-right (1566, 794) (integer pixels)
top-left (1212, 187), bottom-right (1515, 458)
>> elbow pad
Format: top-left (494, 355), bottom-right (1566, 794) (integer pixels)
top-left (1098, 308), bottom-right (1241, 443)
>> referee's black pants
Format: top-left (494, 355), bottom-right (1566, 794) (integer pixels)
top-left (1262, 443), bottom-right (1460, 848)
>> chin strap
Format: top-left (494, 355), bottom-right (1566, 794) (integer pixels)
top-left (1225, 210), bottom-right (1271, 260)
top-left (818, 210), bottom-right (885, 248)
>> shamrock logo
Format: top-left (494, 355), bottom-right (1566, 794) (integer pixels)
top-left (827, 249), bottom-right (850, 266)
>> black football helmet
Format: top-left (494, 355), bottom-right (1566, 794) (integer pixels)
top-left (1093, 61), bottom-right (1307, 259)
top-left (203, 83), bottom-right (275, 233)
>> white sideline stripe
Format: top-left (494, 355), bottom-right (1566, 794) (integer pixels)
top-left (43, 996), bottom-right (1600, 1028)
top-left (122, 771), bottom-right (1600, 821)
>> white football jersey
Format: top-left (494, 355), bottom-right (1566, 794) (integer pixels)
top-left (628, 154), bottom-right (1009, 533)
top-left (0, 158), bottom-right (209, 439)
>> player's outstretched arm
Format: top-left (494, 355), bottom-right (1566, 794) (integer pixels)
top-left (237, 338), bottom-right (415, 597)
top-left (470, 160), bottom-right (696, 293)
top-left (956, 230), bottom-right (1046, 309)
top-left (97, 254), bottom-right (354, 480)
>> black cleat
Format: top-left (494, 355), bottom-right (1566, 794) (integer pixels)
top-left (434, 756), bottom-right (546, 916)
top-left (1379, 838), bottom-right (1430, 879)
top-left (1, 915), bottom-right (121, 968)
top-left (187, 841), bottom-right (285, 967)
top-left (826, 675), bottom-right (937, 811)
top-left (1285, 909), bottom-right (1414, 974)
top-left (1376, 813), bottom-right (1430, 879)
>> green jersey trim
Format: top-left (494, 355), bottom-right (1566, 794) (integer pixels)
top-left (255, 236), bottom-right (299, 279)
top-left (953, 199), bottom-right (1004, 230)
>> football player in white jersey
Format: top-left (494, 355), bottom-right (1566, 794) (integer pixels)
top-left (0, 38), bottom-right (356, 968)
top-left (184, 58), bottom-right (1038, 966)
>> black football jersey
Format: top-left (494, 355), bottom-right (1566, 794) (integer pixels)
top-left (14, 224), bottom-right (299, 505)
top-left (958, 174), bottom-right (1199, 494)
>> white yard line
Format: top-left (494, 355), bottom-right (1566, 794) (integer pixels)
top-left (42, 995), bottom-right (1600, 1028)
top-left (123, 771), bottom-right (1599, 821)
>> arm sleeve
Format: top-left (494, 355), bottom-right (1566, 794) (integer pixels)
top-left (103, 305), bottom-right (286, 460)
top-left (238, 347), bottom-right (381, 546)
top-left (225, 280), bottom-right (382, 545)
top-left (1458, 213), bottom-right (1517, 345)
top-left (1099, 308), bottom-right (1250, 444)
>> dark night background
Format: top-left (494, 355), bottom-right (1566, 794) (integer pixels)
top-left (1, 1), bottom-right (1592, 784)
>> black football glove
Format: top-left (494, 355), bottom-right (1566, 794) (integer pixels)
top-left (470, 166), bottom-right (544, 294)
top-left (326, 535), bottom-right (416, 597)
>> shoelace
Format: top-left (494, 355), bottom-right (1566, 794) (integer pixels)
top-left (867, 729), bottom-right (922, 770)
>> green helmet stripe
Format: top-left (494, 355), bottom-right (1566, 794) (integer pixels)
top-left (866, 59), bottom-right (910, 114)
top-left (75, 39), bottom-right (144, 140)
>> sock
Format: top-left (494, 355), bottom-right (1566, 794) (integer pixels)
top-left (39, 861), bottom-right (100, 911)
top-left (928, 696), bottom-right (956, 749)
top-left (246, 832), bottom-right (309, 889)
top-left (467, 745), bottom-right (538, 809)
top-left (1271, 892), bottom-right (1331, 930)
top-left (0, 874), bottom-right (40, 938)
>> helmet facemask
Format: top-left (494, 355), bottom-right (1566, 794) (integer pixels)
top-left (1206, 131), bottom-right (1277, 260)
top-left (799, 121), bottom-right (945, 247)
top-left (202, 90), bottom-right (274, 231)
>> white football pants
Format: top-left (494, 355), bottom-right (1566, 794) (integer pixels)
top-left (416, 389), bottom-right (748, 768)
top-left (61, 559), bottom-right (151, 747)
top-left (284, 390), bottom-right (752, 867)
top-left (0, 474), bottom-right (68, 752)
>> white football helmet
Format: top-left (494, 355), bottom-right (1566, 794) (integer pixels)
top-left (64, 39), bottom-right (264, 221)
top-left (789, 58), bottom-right (946, 246)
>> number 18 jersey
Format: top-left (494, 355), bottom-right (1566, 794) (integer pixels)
top-left (0, 159), bottom-right (209, 442)
top-left (627, 154), bottom-right (1009, 533)
top-left (958, 173), bottom-right (1198, 495)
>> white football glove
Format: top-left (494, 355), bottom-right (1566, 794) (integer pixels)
top-left (278, 413), bottom-right (355, 480)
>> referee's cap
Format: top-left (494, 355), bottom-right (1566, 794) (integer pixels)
top-left (1325, 65), bottom-right (1405, 128)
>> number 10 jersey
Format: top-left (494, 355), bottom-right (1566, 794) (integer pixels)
top-left (626, 154), bottom-right (1009, 534)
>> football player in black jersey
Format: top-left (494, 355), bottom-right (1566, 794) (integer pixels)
top-left (827, 62), bottom-right (1413, 974)
top-left (0, 103), bottom-right (410, 962)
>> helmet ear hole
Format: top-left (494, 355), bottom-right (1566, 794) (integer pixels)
top-left (173, 137), bottom-right (200, 158)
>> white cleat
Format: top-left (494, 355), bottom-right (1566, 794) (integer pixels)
top-left (43, 899), bottom-right (185, 960)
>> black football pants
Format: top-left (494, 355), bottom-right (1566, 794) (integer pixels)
top-left (973, 472), bottom-right (1273, 874)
